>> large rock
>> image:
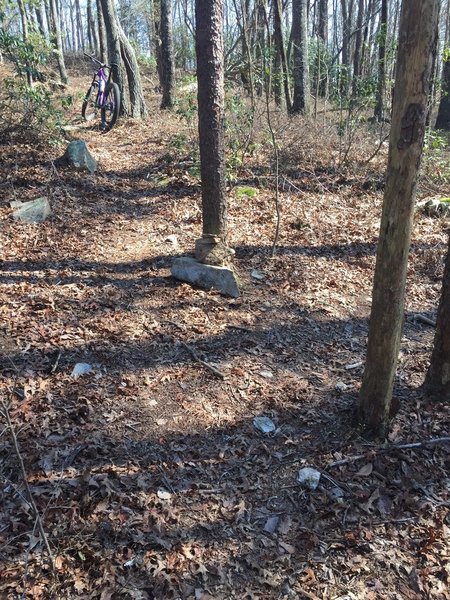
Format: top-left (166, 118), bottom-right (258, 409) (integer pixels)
top-left (59, 140), bottom-right (97, 173)
top-left (11, 197), bottom-right (51, 223)
top-left (171, 256), bottom-right (240, 298)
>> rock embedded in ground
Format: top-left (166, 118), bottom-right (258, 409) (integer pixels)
top-left (59, 140), bottom-right (97, 173)
top-left (297, 467), bottom-right (321, 490)
top-left (11, 197), bottom-right (51, 223)
top-left (171, 256), bottom-right (240, 298)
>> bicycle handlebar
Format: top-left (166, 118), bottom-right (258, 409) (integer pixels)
top-left (83, 52), bottom-right (111, 69)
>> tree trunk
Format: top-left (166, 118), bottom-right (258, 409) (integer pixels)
top-left (318, 0), bottom-right (328, 44)
top-left (99, 0), bottom-right (130, 114)
top-left (17, 0), bottom-right (32, 85)
top-left (272, 0), bottom-right (291, 111)
top-left (96, 0), bottom-right (108, 63)
top-left (35, 4), bottom-right (47, 36)
top-left (351, 0), bottom-right (365, 101)
top-left (117, 21), bottom-right (148, 118)
top-left (435, 1), bottom-right (450, 130)
top-left (425, 232), bottom-right (450, 400)
top-left (359, 0), bottom-right (440, 437)
top-left (160, 0), bottom-right (175, 108)
top-left (374, 0), bottom-right (388, 120)
top-left (87, 0), bottom-right (99, 54)
top-left (194, 0), bottom-right (230, 265)
top-left (48, 0), bottom-right (68, 83)
top-left (75, 0), bottom-right (84, 51)
top-left (291, 0), bottom-right (310, 114)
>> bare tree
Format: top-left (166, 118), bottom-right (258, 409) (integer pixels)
top-left (359, 0), bottom-right (440, 436)
top-left (48, 0), bottom-right (68, 83)
top-left (194, 0), bottom-right (232, 265)
top-left (159, 0), bottom-right (175, 108)
top-left (435, 0), bottom-right (450, 130)
top-left (374, 0), bottom-right (388, 120)
top-left (291, 0), bottom-right (310, 114)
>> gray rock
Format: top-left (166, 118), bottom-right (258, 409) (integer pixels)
top-left (11, 197), bottom-right (51, 223)
top-left (297, 467), bottom-right (321, 490)
top-left (171, 256), bottom-right (240, 298)
top-left (253, 416), bottom-right (276, 433)
top-left (61, 140), bottom-right (97, 173)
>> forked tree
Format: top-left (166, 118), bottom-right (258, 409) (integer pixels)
top-left (359, 0), bottom-right (440, 436)
top-left (194, 0), bottom-right (232, 266)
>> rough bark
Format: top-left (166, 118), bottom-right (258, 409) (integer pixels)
top-left (159, 0), bottom-right (175, 108)
top-left (351, 0), bottom-right (365, 101)
top-left (99, 0), bottom-right (130, 115)
top-left (291, 0), bottom-right (310, 114)
top-left (96, 0), bottom-right (108, 63)
top-left (117, 21), bottom-right (148, 118)
top-left (435, 2), bottom-right (450, 130)
top-left (87, 0), bottom-right (99, 55)
top-left (318, 0), bottom-right (328, 44)
top-left (272, 0), bottom-right (291, 111)
top-left (425, 232), bottom-right (450, 400)
top-left (374, 0), bottom-right (388, 120)
top-left (48, 0), bottom-right (68, 83)
top-left (359, 0), bottom-right (440, 436)
top-left (194, 0), bottom-right (230, 265)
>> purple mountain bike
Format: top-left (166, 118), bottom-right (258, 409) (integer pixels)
top-left (82, 53), bottom-right (120, 131)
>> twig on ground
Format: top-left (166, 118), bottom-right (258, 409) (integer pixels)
top-left (180, 342), bottom-right (225, 380)
top-left (328, 436), bottom-right (450, 468)
top-left (0, 394), bottom-right (55, 569)
top-left (414, 313), bottom-right (436, 327)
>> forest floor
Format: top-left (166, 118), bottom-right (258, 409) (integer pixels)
top-left (0, 62), bottom-right (449, 600)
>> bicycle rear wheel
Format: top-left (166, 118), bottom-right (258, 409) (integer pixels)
top-left (81, 83), bottom-right (99, 122)
top-left (101, 82), bottom-right (120, 131)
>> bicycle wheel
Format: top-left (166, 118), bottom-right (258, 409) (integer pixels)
top-left (101, 82), bottom-right (120, 131)
top-left (81, 83), bottom-right (99, 122)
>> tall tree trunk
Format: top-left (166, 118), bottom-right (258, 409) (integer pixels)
top-left (425, 232), bottom-right (450, 400)
top-left (435, 0), bottom-right (450, 130)
top-left (374, 0), bottom-right (388, 120)
top-left (359, 0), bottom-right (440, 437)
top-left (48, 0), bottom-right (68, 83)
top-left (87, 0), bottom-right (99, 54)
top-left (35, 3), bottom-right (47, 36)
top-left (318, 0), bottom-right (328, 44)
top-left (160, 0), bottom-right (175, 108)
top-left (17, 0), bottom-right (32, 85)
top-left (117, 21), bottom-right (148, 118)
top-left (351, 0), bottom-right (365, 101)
top-left (272, 0), bottom-right (291, 111)
top-left (194, 0), bottom-right (230, 265)
top-left (96, 0), bottom-right (108, 63)
top-left (75, 0), bottom-right (84, 51)
top-left (99, 0), bottom-right (130, 114)
top-left (291, 0), bottom-right (310, 114)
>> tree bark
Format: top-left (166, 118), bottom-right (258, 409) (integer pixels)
top-left (435, 1), bottom-right (450, 130)
top-left (272, 0), bottom-right (291, 111)
top-left (291, 0), bottom-right (310, 114)
top-left (99, 0), bottom-right (130, 114)
top-left (117, 21), bottom-right (148, 118)
top-left (359, 0), bottom-right (440, 437)
top-left (374, 0), bottom-right (388, 120)
top-left (160, 0), bottom-right (175, 108)
top-left (96, 0), bottom-right (108, 63)
top-left (48, 0), bottom-right (68, 83)
top-left (425, 232), bottom-right (450, 400)
top-left (351, 0), bottom-right (365, 101)
top-left (194, 0), bottom-right (230, 265)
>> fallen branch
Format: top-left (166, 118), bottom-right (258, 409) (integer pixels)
top-left (180, 342), bottom-right (225, 380)
top-left (328, 437), bottom-right (450, 468)
top-left (414, 313), bottom-right (436, 327)
top-left (0, 395), bottom-right (55, 569)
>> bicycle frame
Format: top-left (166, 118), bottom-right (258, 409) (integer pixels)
top-left (85, 54), bottom-right (113, 110)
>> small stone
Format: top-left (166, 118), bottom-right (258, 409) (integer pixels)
top-left (297, 467), bottom-right (321, 490)
top-left (259, 370), bottom-right (274, 379)
top-left (263, 515), bottom-right (279, 533)
top-left (157, 489), bottom-right (172, 500)
top-left (251, 269), bottom-right (265, 280)
top-left (335, 380), bottom-right (348, 392)
top-left (253, 416), bottom-right (276, 433)
top-left (329, 486), bottom-right (345, 502)
top-left (12, 197), bottom-right (51, 223)
top-left (71, 362), bottom-right (93, 378)
top-left (165, 234), bottom-right (178, 246)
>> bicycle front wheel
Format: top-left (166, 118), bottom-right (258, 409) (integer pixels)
top-left (81, 83), bottom-right (99, 122)
top-left (101, 82), bottom-right (120, 131)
